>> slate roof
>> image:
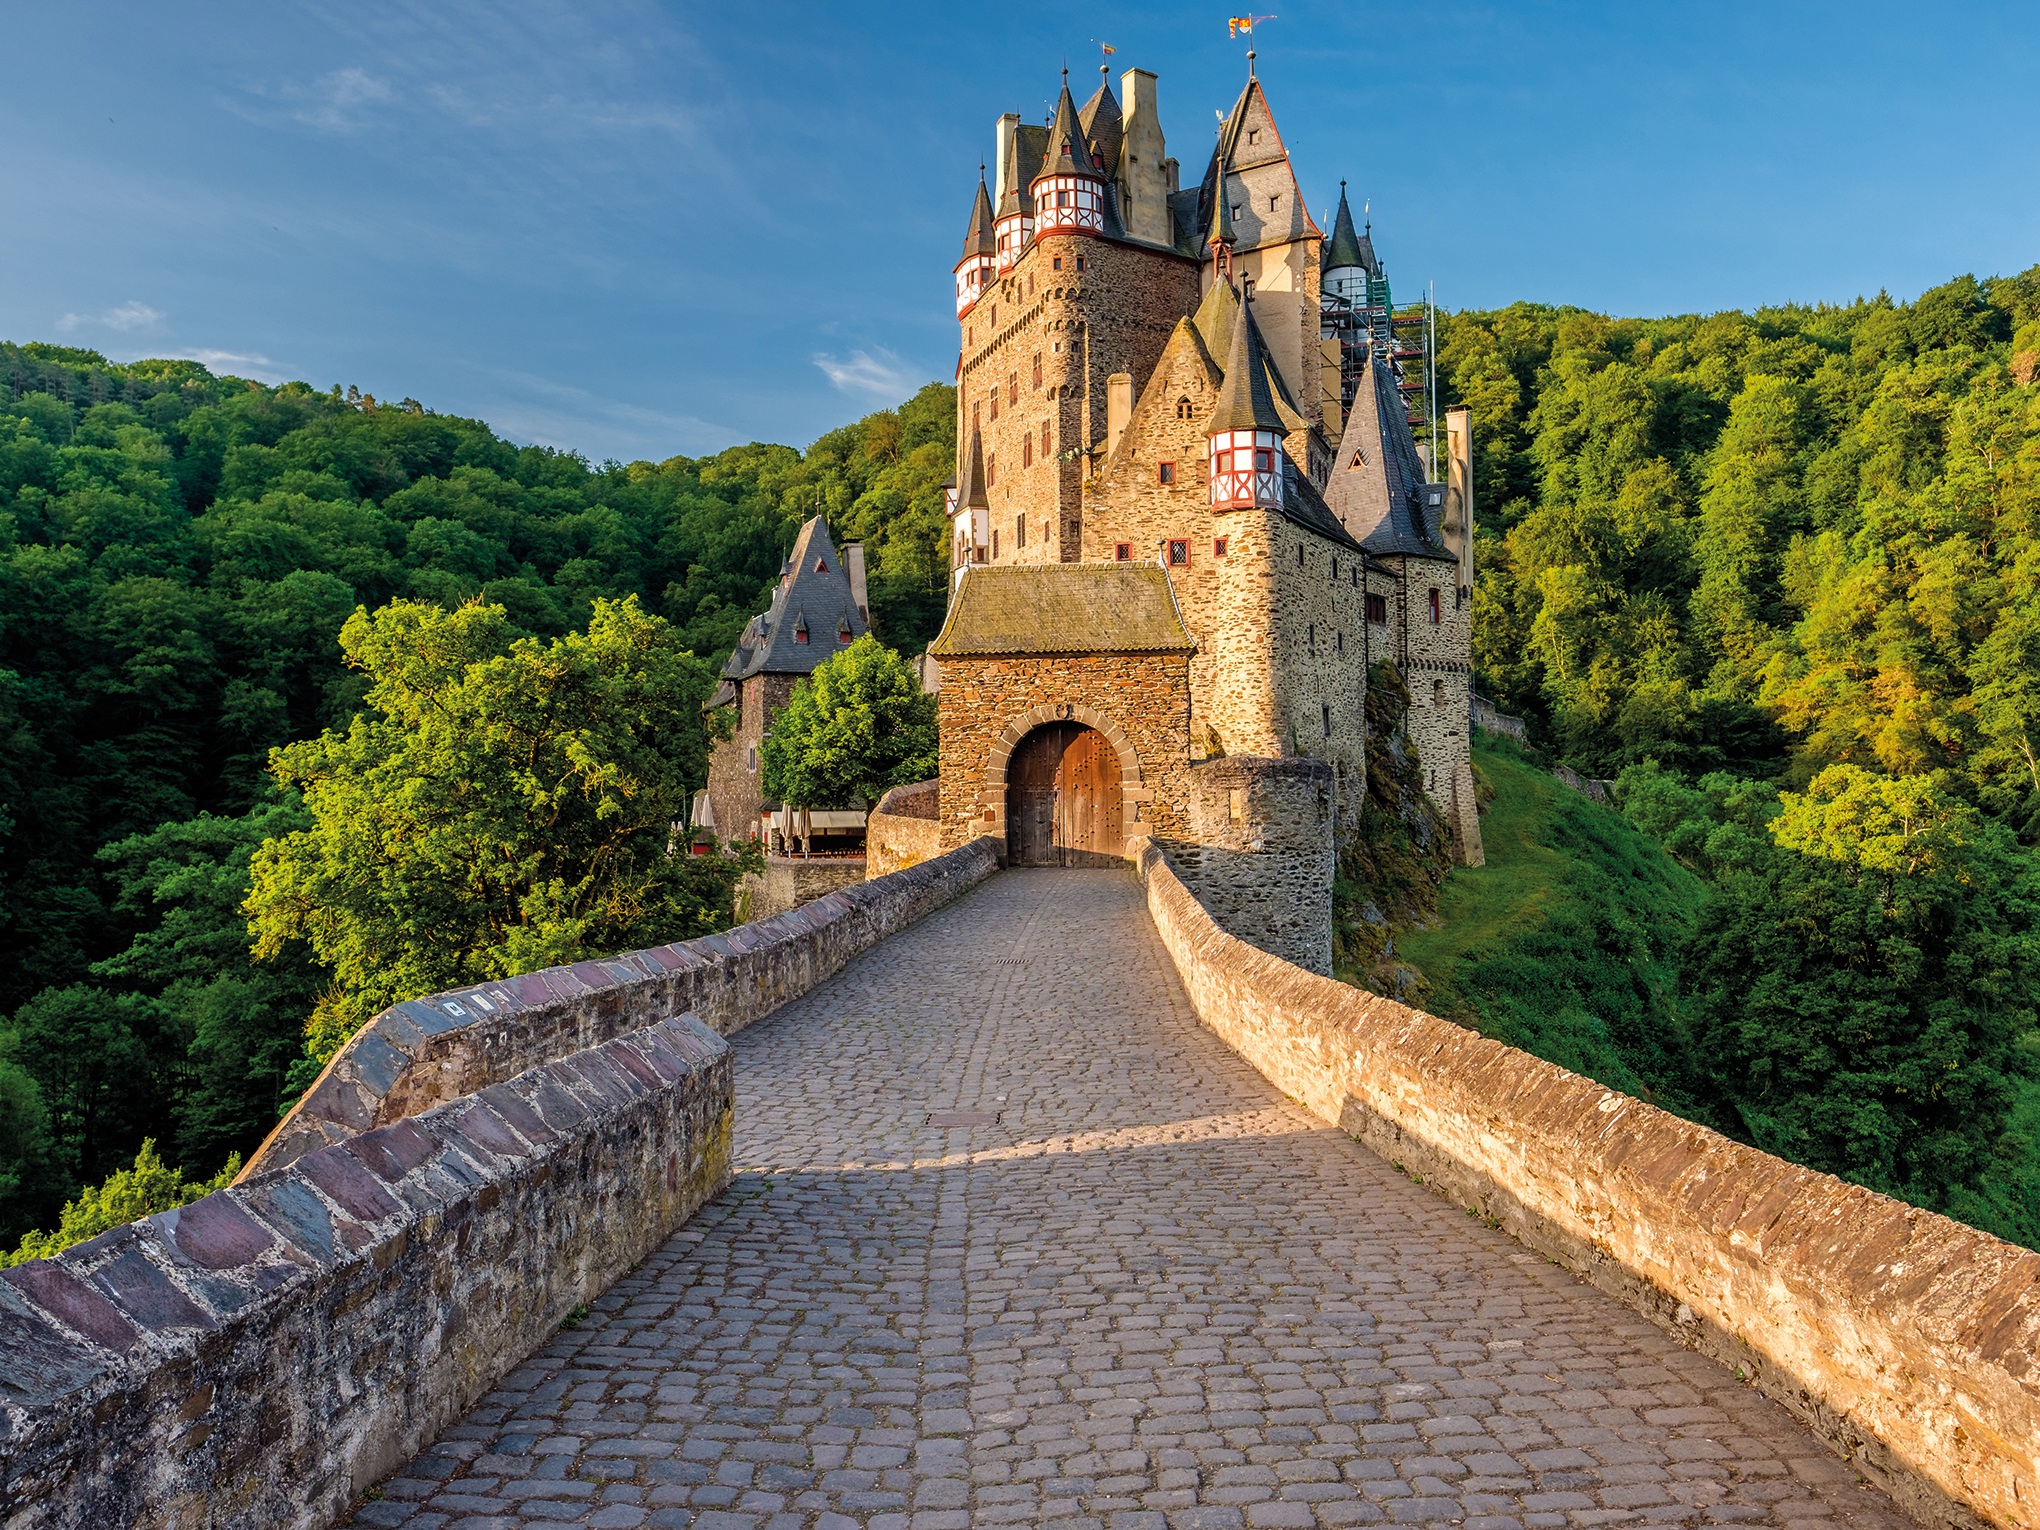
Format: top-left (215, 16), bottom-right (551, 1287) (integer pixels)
top-left (1323, 183), bottom-right (1380, 278)
top-left (719, 517), bottom-right (872, 683)
top-left (960, 173), bottom-right (995, 261)
top-left (1321, 353), bottom-right (1454, 562)
top-left (957, 425), bottom-right (989, 512)
top-left (928, 563), bottom-right (1194, 656)
top-left (1078, 75), bottom-right (1124, 183)
top-left (1208, 292), bottom-right (1286, 436)
top-left (1035, 74), bottom-right (1105, 185)
top-left (997, 126), bottom-right (1048, 217)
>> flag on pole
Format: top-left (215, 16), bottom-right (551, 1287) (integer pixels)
top-left (1227, 14), bottom-right (1276, 38)
top-left (1101, 42), bottom-right (1116, 54)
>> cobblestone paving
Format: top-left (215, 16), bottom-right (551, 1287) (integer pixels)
top-left (350, 869), bottom-right (1910, 1530)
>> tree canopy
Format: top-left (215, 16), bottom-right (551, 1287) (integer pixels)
top-left (760, 635), bottom-right (938, 811)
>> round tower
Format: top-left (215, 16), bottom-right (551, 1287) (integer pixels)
top-left (955, 168), bottom-right (996, 318)
top-left (1207, 294), bottom-right (1288, 511)
top-left (1030, 70), bottom-right (1106, 239)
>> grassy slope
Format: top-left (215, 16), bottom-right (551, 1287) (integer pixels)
top-left (1396, 735), bottom-right (1709, 1111)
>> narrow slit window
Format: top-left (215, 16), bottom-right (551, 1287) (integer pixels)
top-left (1429, 587), bottom-right (1442, 624)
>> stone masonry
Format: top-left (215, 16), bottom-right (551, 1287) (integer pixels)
top-left (935, 652), bottom-right (1192, 850)
top-left (350, 869), bottom-right (1919, 1530)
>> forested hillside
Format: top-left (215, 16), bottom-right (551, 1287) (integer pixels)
top-left (1426, 271), bottom-right (2040, 1248)
top-left (0, 341), bottom-right (956, 1243)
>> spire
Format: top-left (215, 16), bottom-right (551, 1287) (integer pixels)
top-left (1078, 73), bottom-right (1123, 178)
top-left (1323, 180), bottom-right (1379, 278)
top-left (958, 424), bottom-right (990, 511)
top-left (1205, 181), bottom-right (1235, 250)
top-left (1036, 71), bottom-right (1106, 185)
top-left (1207, 300), bottom-right (1287, 437)
top-left (961, 168), bottom-right (995, 261)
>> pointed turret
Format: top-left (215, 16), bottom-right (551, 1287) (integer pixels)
top-left (1321, 181), bottom-right (1378, 312)
top-left (954, 169), bottom-right (997, 318)
top-left (1032, 70), bottom-right (1107, 237)
top-left (1321, 353), bottom-right (1451, 559)
top-left (1078, 72), bottom-right (1124, 183)
top-left (1207, 298), bottom-right (1288, 511)
top-left (951, 425), bottom-right (990, 569)
top-left (994, 118), bottom-right (1041, 272)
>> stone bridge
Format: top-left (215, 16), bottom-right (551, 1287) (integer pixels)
top-left (4, 849), bottom-right (2035, 1530)
top-left (345, 871), bottom-right (1908, 1530)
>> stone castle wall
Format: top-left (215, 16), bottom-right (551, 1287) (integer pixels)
top-left (240, 837), bottom-right (1000, 1179)
top-left (866, 780), bottom-right (943, 879)
top-left (737, 856), bottom-right (868, 922)
top-left (1131, 838), bottom-right (2038, 1530)
top-left (0, 1016), bottom-right (732, 1530)
top-left (704, 671), bottom-right (798, 846)
top-left (936, 651), bottom-right (1191, 849)
top-left (958, 231), bottom-right (1201, 569)
top-left (1157, 755), bottom-right (1335, 973)
top-left (1380, 553), bottom-right (1481, 864)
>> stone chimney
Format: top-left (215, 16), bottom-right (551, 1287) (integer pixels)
top-left (993, 113), bottom-right (1019, 208)
top-left (844, 543), bottom-right (870, 628)
top-left (1118, 69), bottom-right (1171, 247)
top-left (1444, 407), bottom-right (1474, 598)
top-left (1106, 373), bottom-right (1133, 460)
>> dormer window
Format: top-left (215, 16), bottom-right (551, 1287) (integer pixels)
top-left (815, 559), bottom-right (828, 573)
top-left (794, 624), bottom-right (809, 644)
top-left (1248, 129), bottom-right (1259, 145)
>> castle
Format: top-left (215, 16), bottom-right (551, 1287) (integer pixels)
top-left (925, 57), bottom-right (1484, 966)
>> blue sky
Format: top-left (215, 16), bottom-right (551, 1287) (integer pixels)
top-left (3, 1), bottom-right (2033, 463)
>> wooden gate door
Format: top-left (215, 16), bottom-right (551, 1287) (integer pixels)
top-left (1006, 722), bottom-right (1074, 866)
top-left (1007, 723), bottom-right (1123, 865)
top-left (1056, 726), bottom-right (1123, 857)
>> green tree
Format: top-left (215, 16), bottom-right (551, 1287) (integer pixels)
top-left (245, 596), bottom-right (747, 1063)
top-left (760, 635), bottom-right (937, 811)
top-left (5, 1139), bottom-right (239, 1268)
top-left (1680, 767), bottom-right (2037, 1213)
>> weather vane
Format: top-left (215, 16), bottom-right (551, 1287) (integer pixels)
top-left (1227, 15), bottom-right (1276, 39)
top-left (1090, 38), bottom-right (1117, 76)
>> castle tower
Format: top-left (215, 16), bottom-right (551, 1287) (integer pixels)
top-left (1207, 294), bottom-right (1287, 512)
top-left (992, 115), bottom-right (1040, 273)
top-left (954, 170), bottom-right (996, 319)
top-left (1031, 72), bottom-right (1108, 239)
top-left (1320, 182), bottom-right (1379, 312)
top-left (1192, 77), bottom-right (1326, 455)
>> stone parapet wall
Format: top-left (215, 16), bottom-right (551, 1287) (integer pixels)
top-left (738, 856), bottom-right (869, 922)
top-left (868, 782), bottom-right (945, 879)
top-left (1156, 755), bottom-right (1334, 974)
top-left (1130, 838), bottom-right (2039, 1530)
top-left (0, 1016), bottom-right (733, 1530)
top-left (241, 837), bottom-right (1001, 1180)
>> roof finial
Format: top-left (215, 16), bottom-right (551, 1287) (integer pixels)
top-left (1247, 48), bottom-right (1256, 78)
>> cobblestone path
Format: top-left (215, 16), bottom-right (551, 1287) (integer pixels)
top-left (351, 869), bottom-right (1909, 1530)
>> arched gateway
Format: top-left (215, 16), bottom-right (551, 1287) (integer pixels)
top-left (1006, 721), bottom-right (1124, 865)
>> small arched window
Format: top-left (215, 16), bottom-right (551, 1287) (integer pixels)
top-left (1176, 396), bottom-right (1192, 419)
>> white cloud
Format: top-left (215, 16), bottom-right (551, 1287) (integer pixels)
top-left (55, 300), bottom-right (165, 332)
top-left (813, 347), bottom-right (914, 403)
top-left (170, 348), bottom-right (282, 376)
top-left (283, 67), bottom-right (393, 131)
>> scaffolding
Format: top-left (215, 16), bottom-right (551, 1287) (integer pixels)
top-left (1320, 243), bottom-right (1438, 470)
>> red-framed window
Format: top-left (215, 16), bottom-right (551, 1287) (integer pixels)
top-left (1158, 461), bottom-right (1175, 485)
top-left (1041, 421), bottom-right (1051, 457)
top-left (1168, 539), bottom-right (1189, 566)
top-left (989, 390), bottom-right (998, 422)
top-left (1429, 588), bottom-right (1442, 624)
top-left (1022, 435), bottom-right (1033, 468)
top-left (1008, 372), bottom-right (1018, 406)
top-left (1114, 542), bottom-right (1131, 562)
top-left (986, 453), bottom-right (995, 486)
top-left (1213, 537), bottom-right (1228, 558)
top-left (1032, 353), bottom-right (1042, 388)
top-left (1214, 450), bottom-right (1232, 474)
top-left (1256, 448), bottom-right (1274, 471)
